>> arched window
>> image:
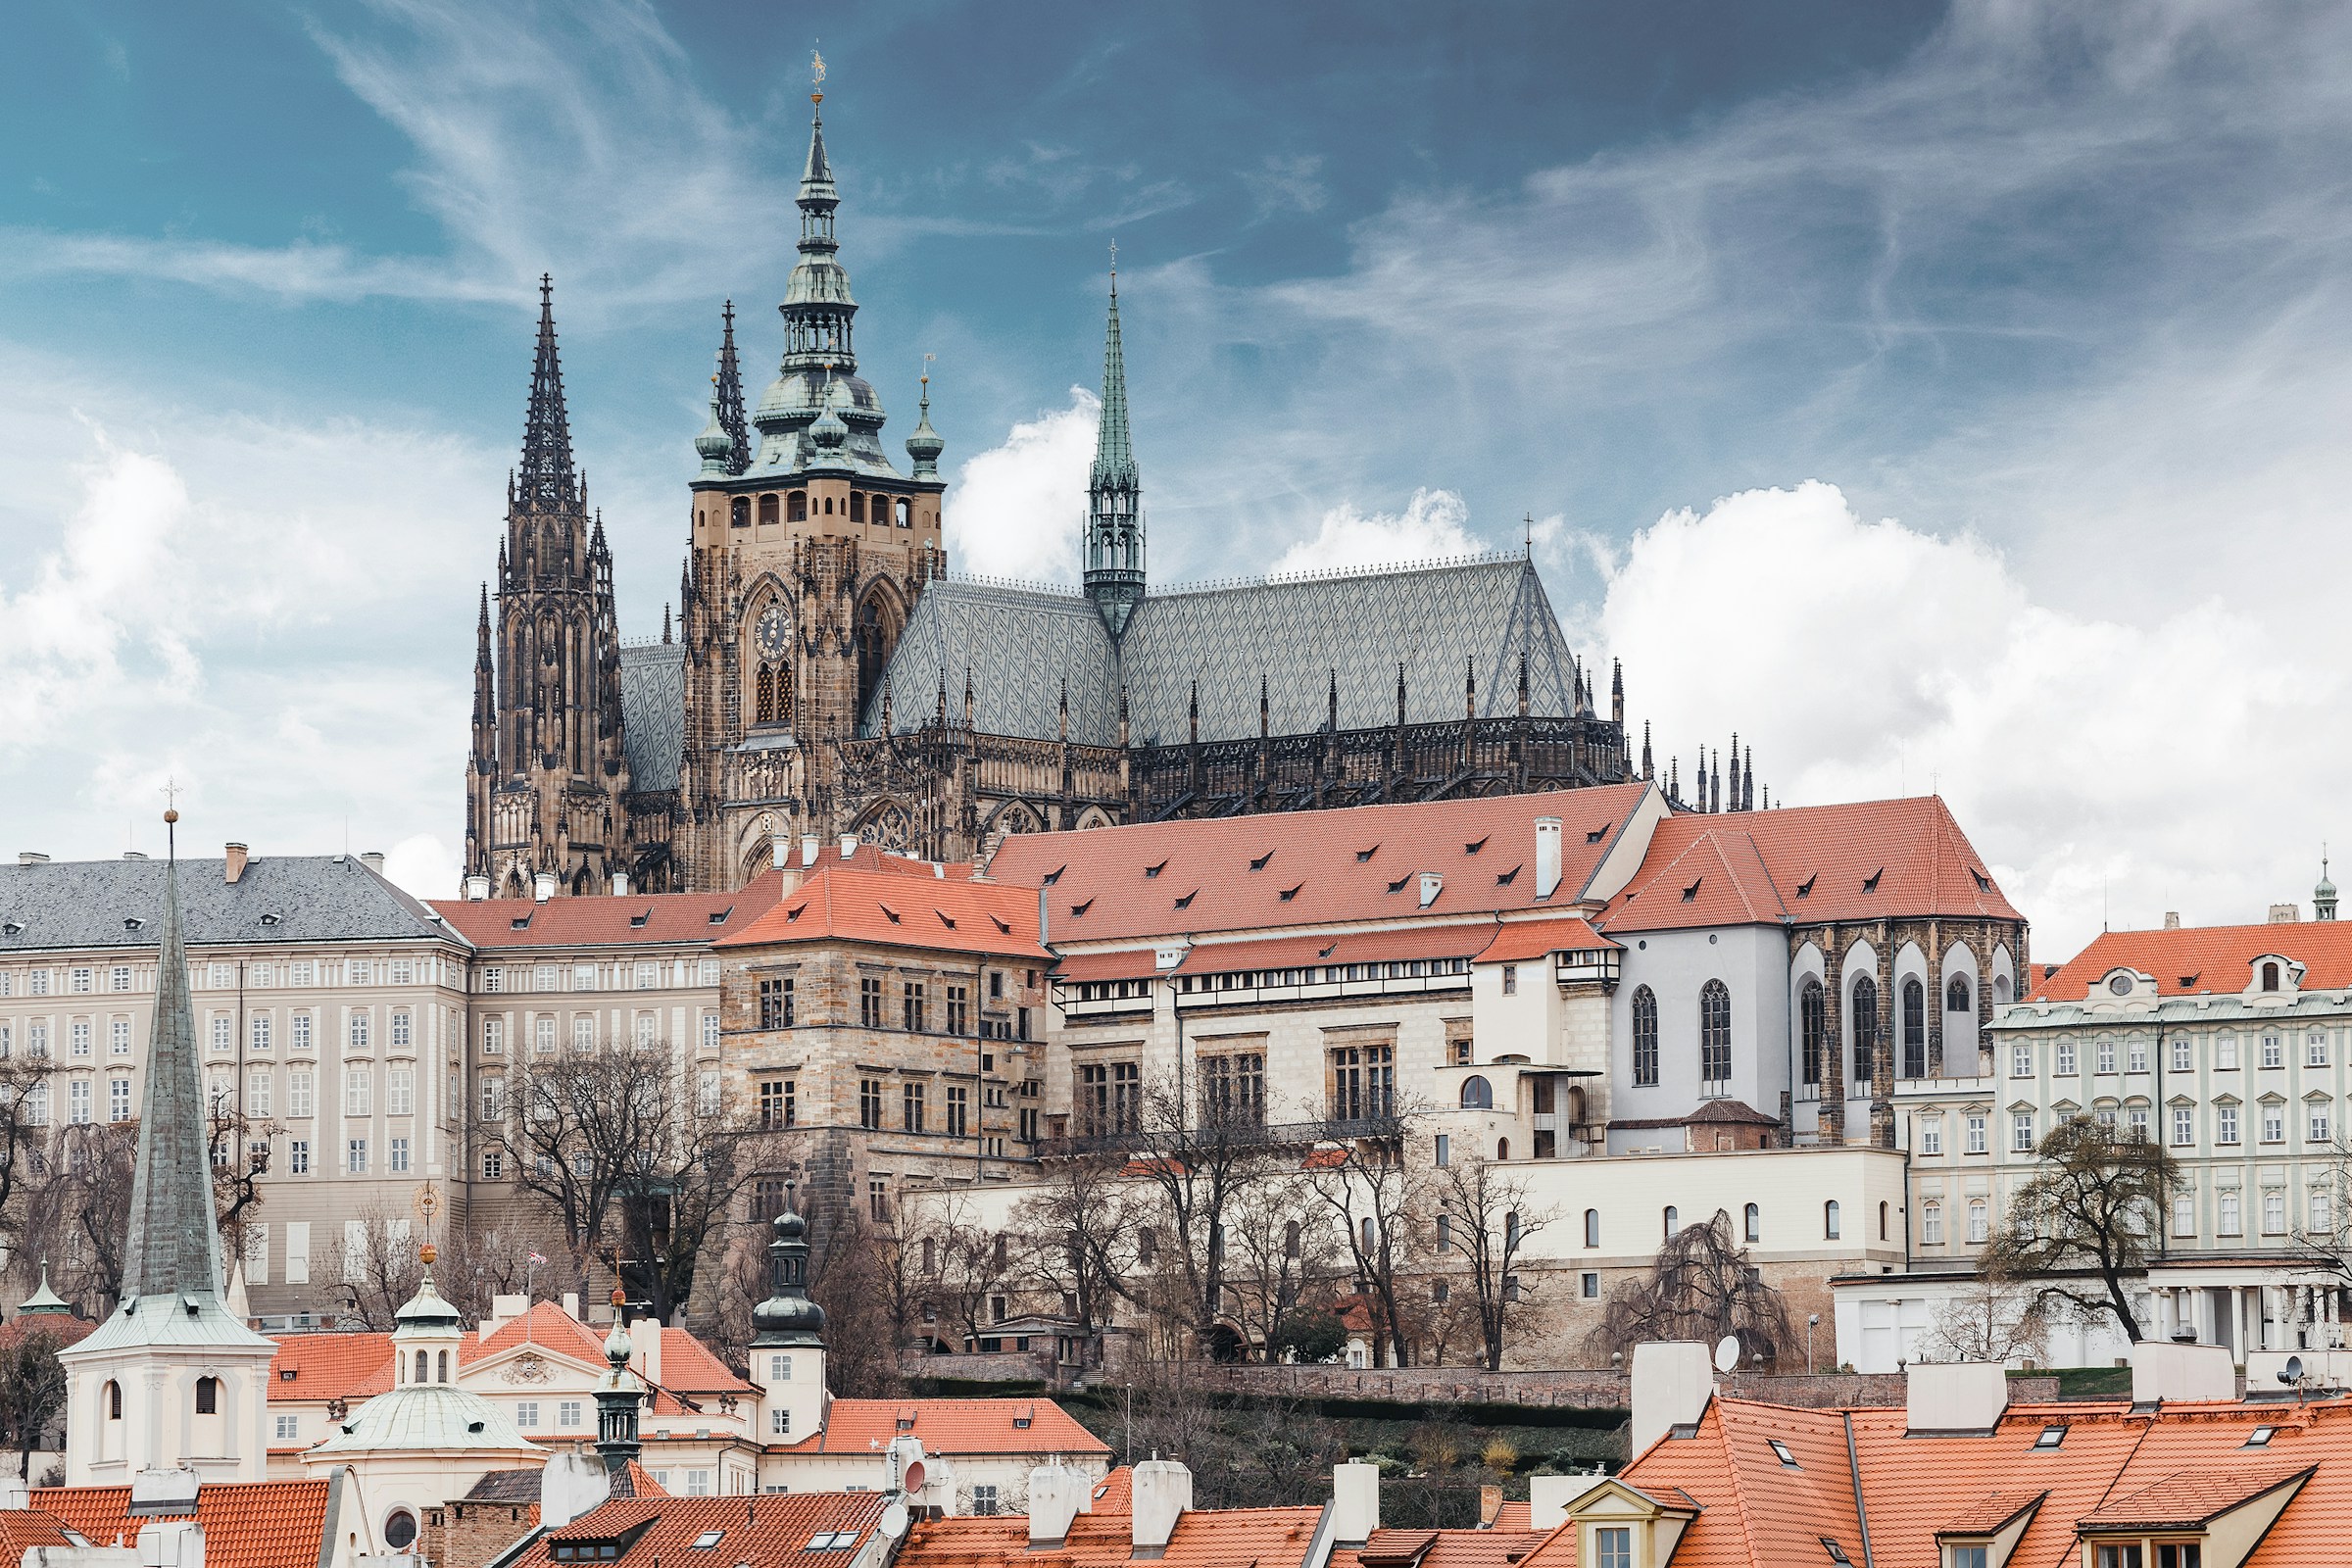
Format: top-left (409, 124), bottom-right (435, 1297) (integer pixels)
top-left (384, 1512), bottom-right (418, 1553)
top-left (787, 491), bottom-right (808, 523)
top-left (1663, 1205), bottom-right (1680, 1239)
top-left (1852, 974), bottom-right (1881, 1084)
top-left (855, 595), bottom-right (899, 717)
top-left (1824, 1200), bottom-right (1841, 1240)
top-left (195, 1377), bottom-right (219, 1415)
top-left (106, 1381), bottom-right (122, 1419)
top-left (1698, 980), bottom-right (1732, 1091)
top-left (921, 1237), bottom-right (936, 1273)
top-left (729, 496), bottom-right (750, 527)
top-left (1436, 1214), bottom-right (1452, 1251)
top-left (1901, 978), bottom-right (1927, 1079)
top-left (1631, 986), bottom-right (1659, 1087)
top-left (1743, 1202), bottom-right (1760, 1243)
top-left (1139, 1228), bottom-right (1159, 1264)
top-left (1946, 974), bottom-right (1972, 1013)
top-left (896, 498), bottom-right (912, 527)
top-left (760, 493), bottom-right (782, 525)
top-left (849, 492), bottom-right (865, 524)
top-left (756, 664), bottom-right (776, 725)
top-left (1496, 1138), bottom-right (1509, 1160)
top-left (437, 1350), bottom-right (449, 1383)
top-left (1505, 1209), bottom-right (1521, 1249)
top-left (1360, 1217), bottom-right (1375, 1252)
top-left (1585, 1208), bottom-right (1600, 1248)
top-left (1879, 1200), bottom-right (1889, 1241)
top-left (414, 1349), bottom-right (427, 1384)
top-left (1458, 1074), bottom-right (1494, 1110)
top-left (1799, 978), bottom-right (1825, 1087)
top-left (2264, 961), bottom-right (2281, 992)
top-left (1993, 973), bottom-right (2012, 1004)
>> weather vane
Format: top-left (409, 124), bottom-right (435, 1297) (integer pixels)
top-left (811, 47), bottom-right (826, 106)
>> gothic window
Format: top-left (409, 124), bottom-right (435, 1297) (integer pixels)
top-left (1946, 973), bottom-right (1972, 1013)
top-left (1852, 974), bottom-right (1881, 1083)
top-left (855, 594), bottom-right (900, 717)
top-left (1901, 977), bottom-right (1927, 1078)
top-left (760, 493), bottom-right (780, 526)
top-left (756, 665), bottom-right (777, 725)
top-left (730, 496), bottom-right (750, 527)
top-left (1698, 980), bottom-right (1732, 1091)
top-left (1799, 978), bottom-right (1825, 1086)
top-left (787, 491), bottom-right (808, 523)
top-left (1631, 986), bottom-right (1659, 1086)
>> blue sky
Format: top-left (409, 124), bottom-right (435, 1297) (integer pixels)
top-left (5, 0), bottom-right (2352, 953)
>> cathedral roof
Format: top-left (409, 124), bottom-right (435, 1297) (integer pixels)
top-left (859, 555), bottom-right (1585, 746)
top-left (617, 641), bottom-right (687, 794)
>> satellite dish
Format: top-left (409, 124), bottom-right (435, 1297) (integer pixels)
top-left (878, 1502), bottom-right (909, 1541)
top-left (2282, 1356), bottom-right (2305, 1385)
top-left (902, 1458), bottom-right (927, 1495)
top-left (1713, 1335), bottom-right (1740, 1374)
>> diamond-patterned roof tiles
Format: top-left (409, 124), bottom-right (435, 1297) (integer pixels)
top-left (617, 642), bottom-right (687, 793)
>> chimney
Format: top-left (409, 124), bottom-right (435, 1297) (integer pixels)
top-left (2270, 903), bottom-right (2301, 924)
top-left (562, 1291), bottom-right (581, 1322)
top-left (1027, 1463), bottom-right (1090, 1546)
top-left (1529, 1474), bottom-right (1582, 1532)
top-left (1131, 1458), bottom-right (1193, 1553)
top-left (17, 852), bottom-right (48, 867)
top-left (2130, 1339), bottom-right (2235, 1403)
top-left (360, 851), bottom-right (386, 875)
top-left (465, 873), bottom-right (491, 902)
top-left (801, 834), bottom-right (820, 868)
top-left (1534, 817), bottom-right (1563, 900)
top-left (1904, 1362), bottom-right (2009, 1434)
top-left (1331, 1459), bottom-right (1379, 1545)
top-left (2164, 910), bottom-right (2181, 930)
top-left (1629, 1341), bottom-right (1714, 1457)
top-left (631, 1313), bottom-right (662, 1385)
top-left (839, 834), bottom-right (859, 860)
top-left (223, 844), bottom-right (249, 884)
top-left (771, 829), bottom-right (789, 870)
top-left (537, 1451), bottom-right (613, 1530)
top-left (1479, 1486), bottom-right (1503, 1528)
top-left (534, 871), bottom-right (557, 903)
top-left (1418, 871), bottom-right (1443, 909)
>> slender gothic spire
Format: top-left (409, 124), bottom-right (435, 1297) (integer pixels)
top-left (518, 275), bottom-right (578, 510)
top-left (1083, 249), bottom-right (1146, 636)
top-left (715, 301), bottom-right (752, 475)
top-left (123, 822), bottom-right (226, 1300)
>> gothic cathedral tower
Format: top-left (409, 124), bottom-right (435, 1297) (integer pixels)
top-left (673, 85), bottom-right (948, 890)
top-left (466, 278), bottom-right (633, 898)
top-left (1083, 263), bottom-right (1144, 636)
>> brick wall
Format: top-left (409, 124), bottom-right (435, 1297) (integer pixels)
top-left (424, 1501), bottom-right (539, 1568)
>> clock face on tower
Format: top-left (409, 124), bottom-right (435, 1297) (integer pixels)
top-left (755, 606), bottom-right (791, 662)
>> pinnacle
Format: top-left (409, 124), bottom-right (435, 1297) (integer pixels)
top-left (519, 276), bottom-right (580, 510)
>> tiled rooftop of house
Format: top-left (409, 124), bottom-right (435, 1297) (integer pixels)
top-left (772, 1396), bottom-right (1109, 1456)
top-left (503, 1492), bottom-right (880, 1568)
top-left (2029, 917), bottom-right (2352, 1000)
top-left (715, 866), bottom-right (1050, 960)
top-left (34, 1479), bottom-right (336, 1568)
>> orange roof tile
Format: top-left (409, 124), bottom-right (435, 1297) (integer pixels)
top-left (1934, 1490), bottom-right (2045, 1537)
top-left (1603, 796), bottom-right (2019, 934)
top-left (988, 785), bottom-right (1654, 942)
top-left (655, 1326), bottom-right (756, 1394)
top-left (430, 870), bottom-right (786, 950)
top-left (2032, 919), bottom-right (2352, 1000)
top-left (1331, 1527), bottom-right (1550, 1568)
top-left (267, 1332), bottom-right (395, 1401)
top-left (0, 1511), bottom-right (81, 1557)
top-left (715, 867), bottom-right (1050, 960)
top-left (509, 1492), bottom-right (877, 1568)
top-left (1477, 916), bottom-right (1618, 963)
top-left (2078, 1464), bottom-right (2312, 1531)
top-left (1053, 948), bottom-right (1168, 982)
top-left (1175, 924), bottom-right (1496, 974)
top-left (774, 1397), bottom-right (1108, 1456)
top-left (899, 1503), bottom-right (1325, 1568)
top-left (35, 1480), bottom-right (334, 1568)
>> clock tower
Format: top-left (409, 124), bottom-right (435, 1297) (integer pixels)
top-left (672, 78), bottom-right (947, 889)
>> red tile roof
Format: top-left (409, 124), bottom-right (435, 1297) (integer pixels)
top-left (988, 785), bottom-right (1654, 942)
top-left (715, 867), bottom-right (1051, 960)
top-left (1330, 1527), bottom-right (1550, 1568)
top-left (2077, 1464), bottom-right (2311, 1531)
top-left (270, 1308), bottom-right (750, 1407)
top-left (1602, 796), bottom-right (2019, 933)
top-left (774, 1397), bottom-right (1108, 1456)
top-left (0, 1511), bottom-right (81, 1557)
top-left (2031, 919), bottom-right (2352, 1001)
top-left (508, 1492), bottom-right (879, 1568)
top-left (35, 1480), bottom-right (335, 1568)
top-left (1174, 924), bottom-right (1496, 975)
top-left (1477, 916), bottom-right (1617, 963)
top-left (267, 1332), bottom-right (394, 1401)
top-left (898, 1503), bottom-right (1325, 1568)
top-left (431, 871), bottom-right (787, 950)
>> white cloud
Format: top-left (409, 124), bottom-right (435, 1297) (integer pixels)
top-left (1600, 483), bottom-right (2328, 956)
top-left (1267, 488), bottom-right (1481, 575)
top-left (946, 386), bottom-right (1099, 583)
top-left (1242, 153), bottom-right (1328, 217)
top-left (385, 833), bottom-right (464, 901)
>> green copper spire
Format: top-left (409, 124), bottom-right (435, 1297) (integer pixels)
top-left (123, 816), bottom-right (226, 1301)
top-left (905, 361), bottom-right (944, 479)
top-left (1084, 250), bottom-right (1145, 637)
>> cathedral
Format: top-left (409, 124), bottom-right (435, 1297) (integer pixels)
top-left (465, 89), bottom-right (1651, 898)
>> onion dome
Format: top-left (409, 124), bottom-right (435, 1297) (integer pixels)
top-left (808, 375), bottom-right (851, 460)
top-left (751, 1204), bottom-right (827, 1347)
top-left (905, 374), bottom-right (944, 479)
top-left (695, 382), bottom-right (734, 474)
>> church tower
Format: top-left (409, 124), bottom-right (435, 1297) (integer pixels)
top-left (467, 277), bottom-right (633, 898)
top-left (674, 67), bottom-right (947, 889)
top-left (748, 1201), bottom-right (828, 1468)
top-left (60, 822), bottom-right (278, 1483)
top-left (1082, 262), bottom-right (1145, 636)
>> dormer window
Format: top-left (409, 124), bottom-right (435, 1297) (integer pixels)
top-left (2034, 1424), bottom-right (2066, 1448)
top-left (1767, 1438), bottom-right (1798, 1468)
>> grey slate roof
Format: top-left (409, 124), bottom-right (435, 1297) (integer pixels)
top-left (858, 556), bottom-right (1585, 747)
top-left (0, 854), bottom-right (460, 953)
top-left (619, 641), bottom-right (688, 794)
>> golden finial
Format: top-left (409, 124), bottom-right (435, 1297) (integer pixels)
top-left (921, 350), bottom-right (935, 390)
top-left (810, 46), bottom-right (826, 107)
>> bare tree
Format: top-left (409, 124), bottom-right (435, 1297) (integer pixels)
top-left (1588, 1209), bottom-right (1794, 1368)
top-left (1302, 1121), bottom-right (1431, 1367)
top-left (433, 1223), bottom-right (563, 1325)
top-left (1982, 1116), bottom-right (2180, 1343)
top-left (340, 1205), bottom-right (426, 1330)
top-left (806, 1209), bottom-right (906, 1398)
top-left (206, 1082), bottom-right (282, 1266)
top-left (1919, 1271), bottom-right (2050, 1365)
top-left (1433, 1153), bottom-right (1558, 1370)
top-left (0, 1059), bottom-right (57, 1255)
top-left (1120, 1077), bottom-right (1275, 1355)
top-left (25, 1123), bottom-right (138, 1308)
top-left (1007, 1151), bottom-right (1143, 1357)
top-left (1222, 1175), bottom-right (1346, 1361)
top-left (907, 1194), bottom-right (1011, 1350)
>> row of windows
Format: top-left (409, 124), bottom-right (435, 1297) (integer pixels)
top-left (1574, 1199), bottom-right (1876, 1249)
top-left (728, 488), bottom-right (914, 528)
top-left (477, 960), bottom-right (721, 995)
top-left (1626, 981), bottom-right (1733, 1089)
top-left (1166, 958), bottom-right (1472, 996)
top-left (2009, 1029), bottom-right (2338, 1077)
top-left (0, 1005), bottom-right (441, 1060)
top-left (1919, 1189), bottom-right (2329, 1247)
top-left (18, 1064), bottom-right (423, 1125)
top-left (1922, 1102), bottom-right (2340, 1154)
top-left (0, 956), bottom-right (445, 997)
top-left (478, 1014), bottom-right (710, 1054)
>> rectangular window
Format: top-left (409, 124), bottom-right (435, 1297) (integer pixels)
top-left (2264, 1191), bottom-right (2286, 1234)
top-left (1501, 964), bottom-right (1518, 996)
top-left (68, 1080), bottom-right (90, 1125)
top-left (345, 1067), bottom-right (371, 1118)
top-left (2219, 1034), bottom-right (2240, 1069)
top-left (1594, 1527), bottom-right (1632, 1568)
top-left (2012, 1112), bottom-right (2034, 1152)
top-left (275, 1415), bottom-right (299, 1443)
top-left (390, 1137), bottom-right (411, 1173)
top-left (573, 964), bottom-right (597, 992)
top-left (1329, 1041), bottom-right (1396, 1121)
top-left (685, 1471), bottom-right (711, 1497)
top-left (634, 962), bottom-right (659, 990)
top-left (2095, 1039), bottom-right (2116, 1074)
top-left (2173, 1035), bottom-right (2192, 1071)
top-left (2011, 1044), bottom-right (2033, 1078)
top-left (2263, 1104), bottom-right (2285, 1143)
top-left (904, 1081), bottom-right (926, 1132)
top-left (349, 1011), bottom-right (370, 1051)
top-left (482, 1017), bottom-right (504, 1054)
top-left (2312, 1032), bottom-right (2333, 1067)
top-left (2220, 1190), bottom-right (2242, 1235)
top-left (1434, 1133), bottom-right (1451, 1166)
top-left (391, 1010), bottom-right (413, 1049)
top-left (347, 1138), bottom-right (368, 1174)
top-left (481, 1152), bottom-right (504, 1181)
top-left (72, 1021), bottom-right (92, 1057)
top-left (859, 1079), bottom-right (883, 1130)
top-left (70, 967), bottom-right (93, 994)
top-left (573, 1016), bottom-right (595, 1051)
top-left (2172, 1105), bottom-right (2193, 1146)
top-left (2219, 1104), bottom-right (2240, 1145)
top-left (207, 1016), bottom-right (228, 1054)
top-left (947, 984), bottom-right (968, 1036)
top-left (1965, 1114), bottom-right (1987, 1153)
top-left (2128, 1038), bottom-right (2147, 1073)
top-left (1200, 1051), bottom-right (1266, 1125)
top-left (534, 1016), bottom-right (556, 1054)
top-left (110, 965), bottom-right (130, 992)
top-left (2128, 1104), bottom-right (2149, 1141)
top-left (946, 1085), bottom-right (968, 1138)
top-left (971, 1485), bottom-right (1000, 1517)
top-left (859, 977), bottom-right (883, 1027)
top-left (481, 967), bottom-right (504, 994)
top-left (2055, 1041), bottom-right (2077, 1076)
top-left (558, 1401), bottom-right (582, 1429)
top-left (480, 1077), bottom-right (506, 1120)
top-left (2264, 1034), bottom-right (2284, 1069)
top-left (903, 982), bottom-right (927, 1032)
top-left (2173, 1193), bottom-right (2195, 1237)
top-left (1078, 1060), bottom-right (1141, 1135)
top-left (1920, 1118), bottom-right (1943, 1155)
top-left (760, 976), bottom-right (794, 1030)
top-left (109, 1018), bottom-right (129, 1055)
top-left (387, 1066), bottom-right (413, 1116)
top-left (700, 1011), bottom-right (718, 1051)
top-left (27, 970), bottom-right (48, 997)
top-left (2314, 1191), bottom-right (2333, 1232)
top-left (249, 1015), bottom-right (270, 1053)
top-left (291, 1012), bottom-right (314, 1052)
top-left (109, 1077), bottom-right (131, 1122)
top-left (870, 1176), bottom-right (891, 1221)
top-left (760, 1079), bottom-right (796, 1129)
top-left (246, 1070), bottom-right (272, 1117)
top-left (289, 1140), bottom-right (311, 1176)
top-left (2314, 1107), bottom-right (2333, 1144)
top-left (696, 1070), bottom-right (720, 1115)
top-left (516, 1401), bottom-right (540, 1429)
top-left (289, 1070), bottom-right (314, 1118)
